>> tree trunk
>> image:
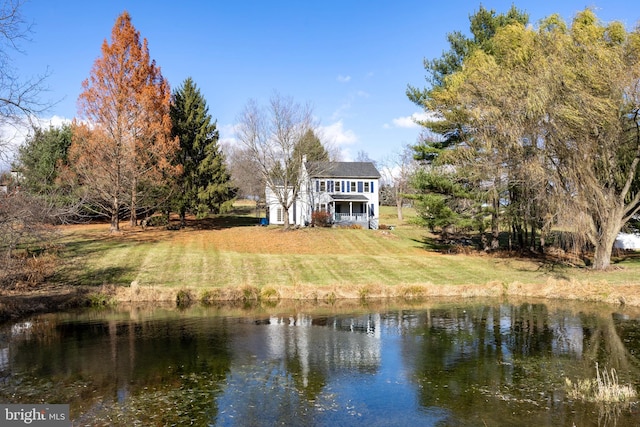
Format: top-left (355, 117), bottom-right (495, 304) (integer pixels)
top-left (592, 233), bottom-right (616, 270)
top-left (130, 177), bottom-right (138, 226)
top-left (490, 194), bottom-right (499, 250)
top-left (396, 196), bottom-right (404, 222)
top-left (180, 206), bottom-right (187, 228)
top-left (530, 222), bottom-right (536, 252)
top-left (283, 205), bottom-right (290, 230)
top-left (591, 215), bottom-right (622, 270)
top-left (111, 194), bottom-right (120, 232)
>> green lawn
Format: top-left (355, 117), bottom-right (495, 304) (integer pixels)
top-left (54, 205), bottom-right (640, 295)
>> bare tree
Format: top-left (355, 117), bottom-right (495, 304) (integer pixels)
top-left (226, 143), bottom-right (265, 213)
top-left (355, 150), bottom-right (376, 167)
top-left (0, 177), bottom-right (78, 289)
top-left (0, 0), bottom-right (49, 165)
top-left (381, 145), bottom-right (417, 221)
top-left (235, 94), bottom-right (315, 229)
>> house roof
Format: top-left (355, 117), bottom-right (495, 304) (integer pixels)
top-left (306, 162), bottom-right (381, 179)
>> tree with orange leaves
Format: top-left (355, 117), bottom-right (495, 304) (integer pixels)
top-left (71, 11), bottom-right (177, 231)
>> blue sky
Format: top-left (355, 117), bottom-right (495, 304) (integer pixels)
top-left (9, 0), bottom-right (638, 164)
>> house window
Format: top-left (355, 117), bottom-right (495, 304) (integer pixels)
top-left (364, 182), bottom-right (370, 192)
top-left (320, 181), bottom-right (326, 192)
top-left (335, 181), bottom-right (341, 192)
top-left (350, 181), bottom-right (356, 192)
top-left (277, 207), bottom-right (283, 222)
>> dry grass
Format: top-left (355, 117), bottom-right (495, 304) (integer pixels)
top-left (565, 363), bottom-right (638, 404)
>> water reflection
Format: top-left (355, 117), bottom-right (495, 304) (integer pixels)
top-left (0, 300), bottom-right (638, 426)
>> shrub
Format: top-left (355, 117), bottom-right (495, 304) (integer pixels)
top-left (146, 215), bottom-right (168, 227)
top-left (241, 285), bottom-right (260, 301)
top-left (260, 286), bottom-right (279, 300)
top-left (87, 293), bottom-right (115, 307)
top-left (402, 285), bottom-right (425, 300)
top-left (325, 292), bottom-right (337, 304)
top-left (312, 211), bottom-right (331, 227)
top-left (176, 289), bottom-right (194, 307)
top-left (200, 289), bottom-right (221, 304)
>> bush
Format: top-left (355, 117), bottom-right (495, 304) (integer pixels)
top-left (176, 289), bottom-right (194, 307)
top-left (146, 215), bottom-right (168, 227)
top-left (312, 211), bottom-right (331, 227)
top-left (260, 286), bottom-right (279, 300)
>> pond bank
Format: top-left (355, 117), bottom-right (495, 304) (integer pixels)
top-left (1, 279), bottom-right (639, 321)
top-left (0, 286), bottom-right (91, 321)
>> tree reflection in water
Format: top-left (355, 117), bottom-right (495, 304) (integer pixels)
top-left (0, 301), bottom-right (638, 426)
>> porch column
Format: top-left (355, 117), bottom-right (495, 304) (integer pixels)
top-left (349, 202), bottom-right (352, 218)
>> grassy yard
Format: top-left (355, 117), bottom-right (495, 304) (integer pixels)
top-left (52, 203), bottom-right (640, 305)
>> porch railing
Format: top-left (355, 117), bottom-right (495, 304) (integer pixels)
top-left (334, 213), bottom-right (368, 222)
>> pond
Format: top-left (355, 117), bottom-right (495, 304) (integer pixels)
top-left (0, 299), bottom-right (639, 426)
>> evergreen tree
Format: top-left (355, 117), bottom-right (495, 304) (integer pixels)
top-left (170, 77), bottom-right (234, 224)
top-left (13, 123), bottom-right (84, 216)
top-left (16, 124), bottom-right (72, 195)
top-left (293, 129), bottom-right (328, 162)
top-left (407, 5), bottom-right (529, 248)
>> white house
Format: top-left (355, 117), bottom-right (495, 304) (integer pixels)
top-left (266, 161), bottom-right (381, 229)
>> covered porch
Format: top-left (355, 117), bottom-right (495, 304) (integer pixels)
top-left (330, 195), bottom-right (375, 229)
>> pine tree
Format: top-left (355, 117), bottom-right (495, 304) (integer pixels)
top-left (170, 78), bottom-right (234, 225)
top-left (16, 124), bottom-right (72, 195)
top-left (293, 129), bottom-right (328, 162)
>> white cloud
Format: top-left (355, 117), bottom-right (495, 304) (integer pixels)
top-left (388, 111), bottom-right (439, 129)
top-left (1, 115), bottom-right (72, 170)
top-left (218, 123), bottom-right (238, 147)
top-left (38, 115), bottom-right (72, 128)
top-left (338, 148), bottom-right (353, 161)
top-left (337, 75), bottom-right (351, 83)
top-left (319, 120), bottom-right (358, 146)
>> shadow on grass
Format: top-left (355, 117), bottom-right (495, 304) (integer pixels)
top-left (184, 214), bottom-right (264, 231)
top-left (412, 235), bottom-right (453, 252)
top-left (56, 265), bottom-right (135, 287)
top-left (613, 250), bottom-right (640, 265)
top-left (533, 261), bottom-right (572, 281)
